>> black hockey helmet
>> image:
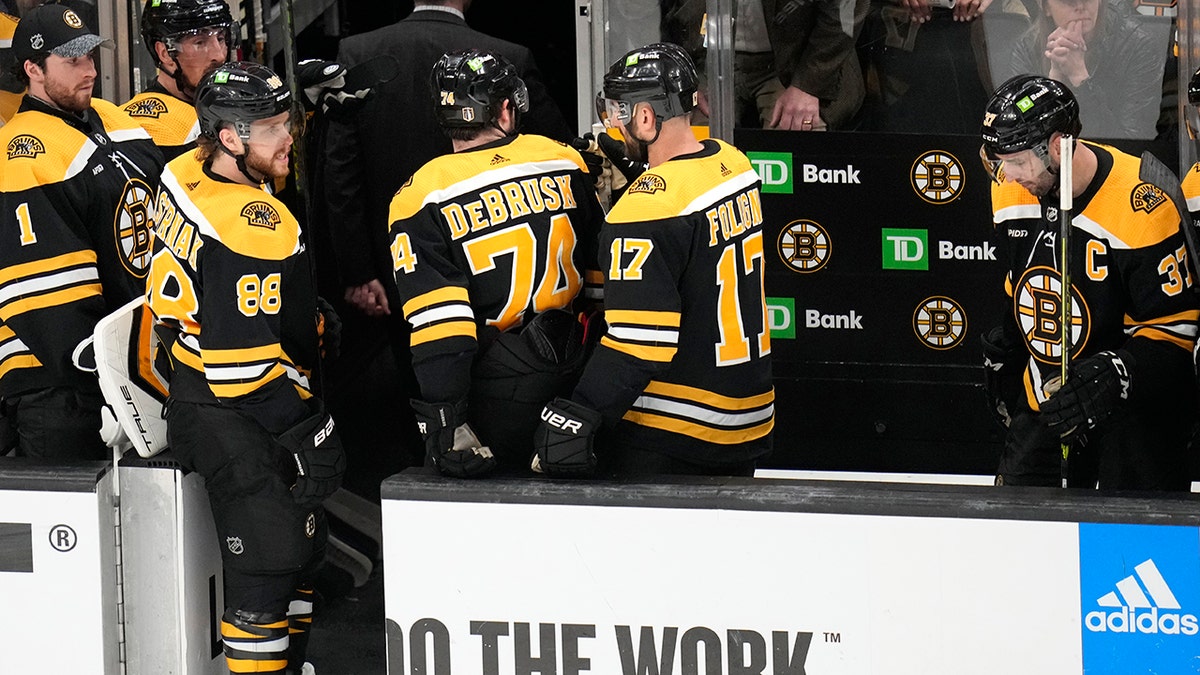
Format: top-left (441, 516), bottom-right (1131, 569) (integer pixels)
top-left (1189, 65), bottom-right (1200, 107)
top-left (195, 61), bottom-right (292, 141)
top-left (430, 49), bottom-right (529, 130)
top-left (140, 0), bottom-right (233, 67)
top-left (597, 42), bottom-right (698, 128)
top-left (981, 74), bottom-right (1080, 157)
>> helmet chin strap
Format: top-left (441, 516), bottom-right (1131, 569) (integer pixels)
top-left (168, 57), bottom-right (196, 102)
top-left (217, 134), bottom-right (267, 185)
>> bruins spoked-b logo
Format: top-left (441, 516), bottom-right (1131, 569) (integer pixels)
top-left (62, 8), bottom-right (84, 29)
top-left (1014, 266), bottom-right (1090, 364)
top-left (911, 150), bottom-right (964, 204)
top-left (242, 201), bottom-right (282, 230)
top-left (7, 134), bottom-right (45, 159)
top-left (114, 179), bottom-right (155, 278)
top-left (305, 512), bottom-right (317, 538)
top-left (123, 97), bottom-right (168, 119)
top-left (777, 219), bottom-right (831, 273)
top-left (627, 173), bottom-right (667, 195)
top-left (1131, 182), bottom-right (1167, 213)
top-left (913, 296), bottom-right (966, 350)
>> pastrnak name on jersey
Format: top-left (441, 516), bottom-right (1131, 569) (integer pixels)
top-left (439, 174), bottom-right (578, 241)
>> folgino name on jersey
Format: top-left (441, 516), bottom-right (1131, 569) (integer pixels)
top-left (387, 134), bottom-right (602, 388)
top-left (577, 138), bottom-right (775, 463)
top-left (0, 98), bottom-right (163, 397)
top-left (121, 88), bottom-right (202, 162)
top-left (146, 153), bottom-right (314, 433)
top-left (991, 141), bottom-right (1199, 410)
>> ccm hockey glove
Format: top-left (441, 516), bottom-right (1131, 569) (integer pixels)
top-left (278, 411), bottom-right (346, 504)
top-left (1040, 350), bottom-right (1132, 440)
top-left (531, 397), bottom-right (601, 477)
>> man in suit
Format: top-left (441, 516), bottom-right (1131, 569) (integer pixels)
top-left (321, 0), bottom-right (572, 320)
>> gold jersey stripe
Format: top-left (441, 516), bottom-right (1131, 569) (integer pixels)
top-left (207, 365), bottom-right (286, 398)
top-left (605, 309), bottom-right (681, 328)
top-left (170, 340), bottom-right (204, 371)
top-left (402, 286), bottom-right (471, 318)
top-left (0, 284), bottom-right (102, 320)
top-left (600, 336), bottom-right (676, 362)
top-left (0, 353), bottom-right (42, 379)
top-left (220, 620), bottom-right (289, 639)
top-left (200, 343), bottom-right (281, 365)
top-left (0, 250), bottom-right (97, 286)
top-left (410, 320), bottom-right (476, 347)
top-left (642, 380), bottom-right (775, 410)
top-left (1130, 326), bottom-right (1195, 351)
top-left (227, 658), bottom-right (288, 673)
top-left (621, 410), bottom-right (775, 444)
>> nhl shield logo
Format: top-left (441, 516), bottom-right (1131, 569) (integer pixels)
top-left (226, 536), bottom-right (245, 555)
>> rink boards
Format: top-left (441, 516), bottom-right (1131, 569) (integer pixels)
top-left (381, 471), bottom-right (1200, 675)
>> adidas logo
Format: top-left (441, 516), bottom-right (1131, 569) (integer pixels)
top-left (185, 181), bottom-right (200, 191)
top-left (1084, 559), bottom-right (1199, 635)
top-left (490, 154), bottom-right (509, 165)
top-left (719, 162), bottom-right (731, 176)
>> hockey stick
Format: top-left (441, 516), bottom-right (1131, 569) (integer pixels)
top-left (1058, 134), bottom-right (1073, 484)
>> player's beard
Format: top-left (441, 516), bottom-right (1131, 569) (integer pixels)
top-left (244, 143), bottom-right (290, 182)
top-left (44, 73), bottom-right (92, 114)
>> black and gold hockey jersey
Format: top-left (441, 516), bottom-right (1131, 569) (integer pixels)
top-left (387, 133), bottom-right (604, 403)
top-left (991, 141), bottom-right (1198, 412)
top-left (572, 138), bottom-right (774, 464)
top-left (0, 96), bottom-right (164, 397)
top-left (146, 153), bottom-right (317, 434)
top-left (119, 81), bottom-right (201, 162)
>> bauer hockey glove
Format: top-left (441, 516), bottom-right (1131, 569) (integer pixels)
top-left (278, 410), bottom-right (346, 504)
top-left (1040, 350), bottom-right (1132, 440)
top-left (409, 398), bottom-right (496, 478)
top-left (531, 397), bottom-right (601, 477)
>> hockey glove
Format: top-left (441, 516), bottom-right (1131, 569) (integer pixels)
top-left (1040, 350), bottom-right (1132, 440)
top-left (315, 296), bottom-right (342, 362)
top-left (981, 325), bottom-right (1022, 428)
top-left (595, 131), bottom-right (646, 185)
top-left (296, 59), bottom-right (378, 118)
top-left (531, 397), bottom-right (600, 477)
top-left (569, 135), bottom-right (606, 188)
top-left (410, 398), bottom-right (496, 478)
top-left (523, 308), bottom-right (584, 367)
top-left (278, 411), bottom-right (346, 504)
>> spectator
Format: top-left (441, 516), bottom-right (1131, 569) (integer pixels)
top-left (663, 0), bottom-right (869, 130)
top-left (1006, 0), bottom-right (1167, 139)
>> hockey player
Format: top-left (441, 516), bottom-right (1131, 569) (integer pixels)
top-left (388, 49), bottom-right (603, 477)
top-left (145, 62), bottom-right (344, 674)
top-left (0, 4), bottom-right (164, 460)
top-left (531, 43), bottom-right (775, 477)
top-left (980, 74), bottom-right (1198, 489)
top-left (122, 0), bottom-right (233, 160)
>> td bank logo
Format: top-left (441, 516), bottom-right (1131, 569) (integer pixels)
top-left (747, 152), bottom-right (792, 194)
top-left (766, 297), bottom-right (795, 339)
top-left (882, 228), bottom-right (928, 270)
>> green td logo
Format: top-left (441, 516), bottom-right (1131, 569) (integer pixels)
top-left (882, 228), bottom-right (928, 270)
top-left (747, 152), bottom-right (793, 194)
top-left (766, 297), bottom-right (795, 339)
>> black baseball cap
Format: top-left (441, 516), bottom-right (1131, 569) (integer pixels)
top-left (11, 4), bottom-right (114, 62)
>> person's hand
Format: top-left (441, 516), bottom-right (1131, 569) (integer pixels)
top-left (902, 0), bottom-right (933, 24)
top-left (296, 59), bottom-right (375, 118)
top-left (1045, 21), bottom-right (1090, 87)
top-left (344, 279), bottom-right (390, 317)
top-left (769, 86), bottom-right (824, 131)
top-left (952, 0), bottom-right (993, 21)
